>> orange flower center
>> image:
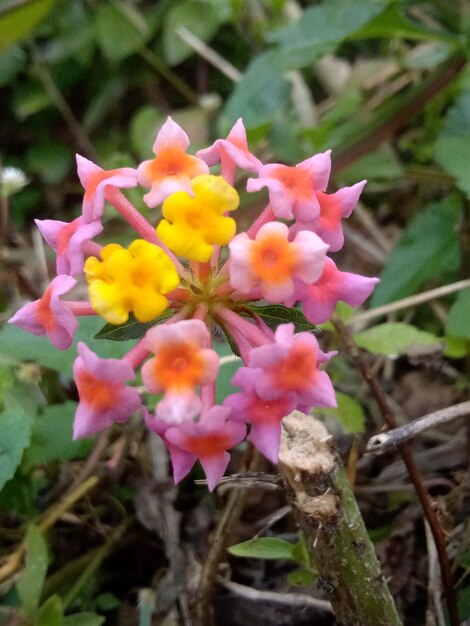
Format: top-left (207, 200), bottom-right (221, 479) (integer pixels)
top-left (152, 342), bottom-right (204, 389)
top-left (84, 169), bottom-right (123, 201)
top-left (273, 343), bottom-right (317, 391)
top-left (57, 221), bottom-right (79, 255)
top-left (318, 193), bottom-right (341, 229)
top-left (147, 147), bottom-right (201, 182)
top-left (249, 234), bottom-right (297, 283)
top-left (36, 288), bottom-right (55, 330)
top-left (184, 433), bottom-right (231, 457)
top-left (76, 369), bottom-right (118, 412)
top-left (270, 165), bottom-right (314, 200)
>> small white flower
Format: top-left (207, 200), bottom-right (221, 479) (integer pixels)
top-left (0, 166), bottom-right (29, 198)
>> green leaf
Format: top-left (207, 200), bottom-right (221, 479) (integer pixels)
top-left (163, 0), bottom-right (229, 66)
top-left (94, 310), bottom-right (174, 341)
top-left (0, 405), bottom-right (34, 492)
top-left (351, 4), bottom-right (454, 43)
top-left (317, 391), bottom-right (366, 434)
top-left (436, 91), bottom-right (470, 198)
top-left (17, 525), bottom-right (48, 617)
top-left (445, 289), bottom-right (470, 339)
top-left (444, 335), bottom-right (470, 358)
top-left (371, 197), bottom-right (461, 306)
top-left (37, 595), bottom-right (64, 626)
top-left (270, 0), bottom-right (386, 47)
top-left (228, 537), bottom-right (296, 560)
top-left (23, 402), bottom-right (92, 470)
top-left (0, 317), bottom-right (134, 376)
top-left (27, 141), bottom-right (72, 184)
top-left (95, 2), bottom-right (149, 61)
top-left (222, 0), bottom-right (386, 131)
top-left (0, 0), bottom-right (56, 53)
top-left (214, 341), bottom-right (241, 404)
top-left (130, 106), bottom-right (165, 159)
top-left (287, 568), bottom-right (316, 586)
top-left (63, 614), bottom-right (105, 626)
top-left (354, 322), bottom-right (441, 357)
top-left (245, 304), bottom-right (316, 334)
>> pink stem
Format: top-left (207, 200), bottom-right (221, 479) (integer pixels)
top-left (105, 187), bottom-right (186, 276)
top-left (246, 204), bottom-right (275, 238)
top-left (200, 382), bottom-right (215, 415)
top-left (123, 339), bottom-right (150, 369)
top-left (193, 303), bottom-right (208, 322)
top-left (82, 240), bottom-right (102, 257)
top-left (65, 301), bottom-right (96, 316)
top-left (217, 307), bottom-right (272, 347)
top-left (226, 325), bottom-right (254, 363)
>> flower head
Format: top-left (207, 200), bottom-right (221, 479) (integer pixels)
top-left (9, 275), bottom-right (78, 350)
top-left (246, 152), bottom-right (331, 221)
top-left (84, 239), bottom-right (179, 324)
top-left (197, 118), bottom-right (262, 183)
top-left (137, 116), bottom-right (209, 208)
top-left (290, 257), bottom-right (379, 324)
top-left (73, 343), bottom-right (141, 438)
top-left (142, 320), bottom-right (220, 423)
top-left (229, 221), bottom-right (328, 303)
top-left (156, 174), bottom-right (239, 262)
top-left (76, 154), bottom-right (138, 222)
top-left (292, 180), bottom-right (366, 252)
top-left (164, 405), bottom-right (246, 491)
top-left (224, 367), bottom-right (296, 463)
top-left (36, 216), bottom-right (103, 276)
top-left (246, 323), bottom-right (337, 411)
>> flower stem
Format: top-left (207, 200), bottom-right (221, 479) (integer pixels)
top-left (105, 188), bottom-right (186, 275)
top-left (65, 301), bottom-right (96, 316)
top-left (246, 204), bottom-right (275, 238)
top-left (216, 307), bottom-right (272, 347)
top-left (123, 339), bottom-right (150, 369)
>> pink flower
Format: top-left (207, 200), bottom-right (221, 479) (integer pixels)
top-left (290, 257), bottom-right (379, 324)
top-left (246, 152), bottom-right (331, 221)
top-left (73, 342), bottom-right (141, 439)
top-left (197, 118), bottom-right (262, 183)
top-left (143, 409), bottom-right (196, 483)
top-left (224, 368), bottom-right (296, 463)
top-left (141, 320), bottom-right (219, 424)
top-left (164, 405), bottom-right (246, 491)
top-left (229, 221), bottom-right (328, 303)
top-left (35, 216), bottom-right (103, 276)
top-left (9, 275), bottom-right (78, 350)
top-left (76, 154), bottom-right (138, 222)
top-left (136, 116), bottom-right (209, 208)
top-left (246, 323), bottom-right (337, 411)
top-left (292, 181), bottom-right (366, 252)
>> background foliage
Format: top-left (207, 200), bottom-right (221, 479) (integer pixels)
top-left (2, 0), bottom-right (470, 624)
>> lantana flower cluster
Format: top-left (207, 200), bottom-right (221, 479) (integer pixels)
top-left (10, 117), bottom-right (378, 490)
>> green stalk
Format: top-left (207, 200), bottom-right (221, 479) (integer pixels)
top-left (279, 412), bottom-right (402, 626)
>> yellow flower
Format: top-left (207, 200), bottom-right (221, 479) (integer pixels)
top-left (84, 239), bottom-right (179, 324)
top-left (156, 175), bottom-right (239, 262)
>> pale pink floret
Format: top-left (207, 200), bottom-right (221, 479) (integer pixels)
top-left (247, 323), bottom-right (337, 411)
top-left (141, 320), bottom-right (219, 424)
top-left (292, 180), bottom-right (366, 252)
top-left (136, 117), bottom-right (209, 208)
top-left (246, 151), bottom-right (331, 221)
top-left (143, 409), bottom-right (196, 483)
top-left (290, 257), bottom-right (379, 324)
top-left (228, 221), bottom-right (328, 303)
top-left (36, 216), bottom-right (103, 276)
top-left (73, 343), bottom-right (141, 439)
top-left (76, 154), bottom-right (138, 222)
top-left (164, 405), bottom-right (246, 491)
top-left (224, 367), bottom-right (296, 464)
top-left (9, 275), bottom-right (78, 350)
top-left (196, 118), bottom-right (262, 183)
